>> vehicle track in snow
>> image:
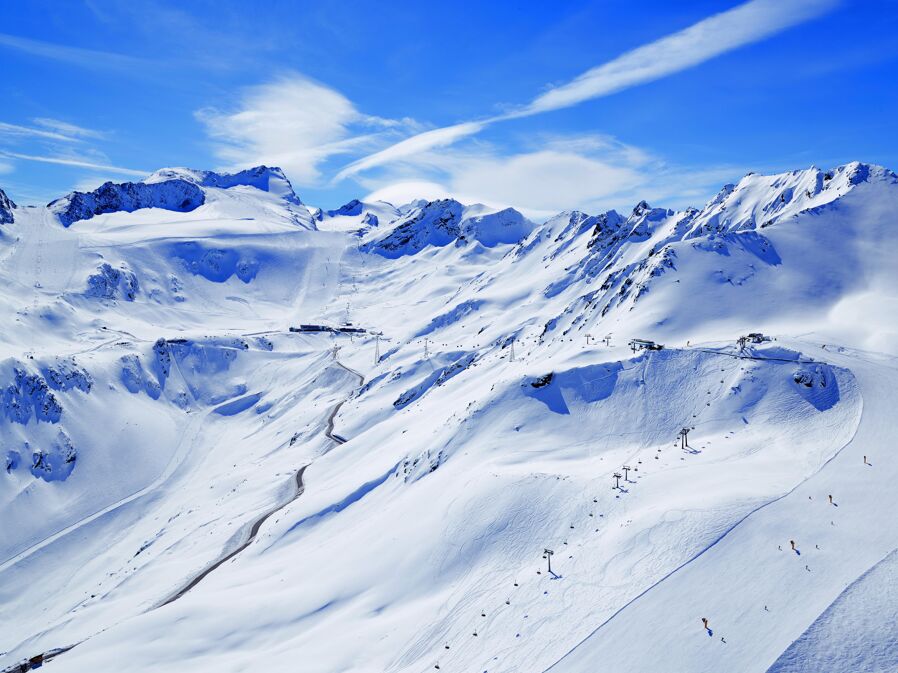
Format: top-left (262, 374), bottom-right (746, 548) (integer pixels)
top-left (157, 359), bottom-right (364, 607)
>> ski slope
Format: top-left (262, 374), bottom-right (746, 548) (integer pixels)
top-left (0, 163), bottom-right (896, 673)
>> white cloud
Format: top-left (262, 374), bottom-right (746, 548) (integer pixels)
top-left (450, 150), bottom-right (644, 213)
top-left (0, 150), bottom-right (147, 177)
top-left (0, 121), bottom-right (79, 143)
top-left (0, 32), bottom-right (149, 70)
top-left (337, 0), bottom-right (839, 178)
top-left (197, 73), bottom-right (404, 186)
top-left (335, 122), bottom-right (485, 181)
top-left (520, 0), bottom-right (840, 115)
top-left (33, 118), bottom-right (106, 140)
top-left (354, 133), bottom-right (749, 218)
top-left (364, 180), bottom-right (456, 206)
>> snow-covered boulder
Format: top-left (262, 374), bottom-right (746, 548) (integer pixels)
top-left (0, 187), bottom-right (15, 224)
top-left (50, 178), bottom-right (205, 227)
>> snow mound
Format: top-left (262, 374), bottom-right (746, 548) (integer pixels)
top-left (49, 179), bottom-right (205, 227)
top-left (0, 187), bottom-right (15, 224)
top-left (461, 207), bottom-right (534, 247)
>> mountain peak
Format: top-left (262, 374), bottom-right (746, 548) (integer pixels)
top-left (145, 165), bottom-right (302, 205)
top-left (685, 161), bottom-right (897, 237)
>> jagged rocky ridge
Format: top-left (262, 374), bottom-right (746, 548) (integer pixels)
top-left (47, 165), bottom-right (307, 227)
top-left (49, 178), bottom-right (205, 227)
top-left (363, 199), bottom-right (534, 257)
top-left (0, 187), bottom-right (15, 225)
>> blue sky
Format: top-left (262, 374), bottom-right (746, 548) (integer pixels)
top-left (1, 0), bottom-right (897, 216)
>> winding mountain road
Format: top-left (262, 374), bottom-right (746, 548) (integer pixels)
top-left (158, 359), bottom-right (364, 607)
top-left (2, 359), bottom-right (364, 673)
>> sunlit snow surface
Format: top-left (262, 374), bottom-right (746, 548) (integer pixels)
top-left (0, 164), bottom-right (896, 673)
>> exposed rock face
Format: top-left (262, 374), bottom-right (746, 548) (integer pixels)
top-left (49, 179), bottom-right (205, 227)
top-left (85, 263), bottom-right (140, 301)
top-left (363, 200), bottom-right (533, 258)
top-left (0, 187), bottom-right (15, 224)
top-left (327, 199), bottom-right (364, 217)
top-left (364, 199), bottom-right (464, 258)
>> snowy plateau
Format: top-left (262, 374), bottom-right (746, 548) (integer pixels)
top-left (0, 161), bottom-right (896, 673)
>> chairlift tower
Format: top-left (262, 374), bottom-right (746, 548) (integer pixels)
top-left (543, 548), bottom-right (554, 574)
top-left (622, 465), bottom-right (631, 481)
top-left (613, 472), bottom-right (622, 489)
top-left (679, 427), bottom-right (691, 449)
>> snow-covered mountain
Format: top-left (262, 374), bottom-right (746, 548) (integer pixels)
top-left (1, 162), bottom-right (896, 673)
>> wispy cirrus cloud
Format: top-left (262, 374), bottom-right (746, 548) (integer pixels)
top-left (337, 0), bottom-right (840, 180)
top-left (0, 150), bottom-right (147, 177)
top-left (0, 118), bottom-right (106, 143)
top-left (0, 32), bottom-right (150, 70)
top-left (32, 118), bottom-right (107, 140)
top-left (515, 0), bottom-right (840, 116)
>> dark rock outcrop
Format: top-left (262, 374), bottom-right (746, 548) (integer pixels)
top-left (0, 187), bottom-right (15, 224)
top-left (49, 179), bottom-right (205, 227)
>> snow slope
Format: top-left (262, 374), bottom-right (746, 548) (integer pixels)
top-left (0, 162), bottom-right (896, 673)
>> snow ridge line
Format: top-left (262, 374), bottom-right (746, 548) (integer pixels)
top-left (543, 356), bottom-right (865, 673)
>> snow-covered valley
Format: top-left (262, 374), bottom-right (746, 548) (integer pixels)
top-left (0, 162), bottom-right (896, 673)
